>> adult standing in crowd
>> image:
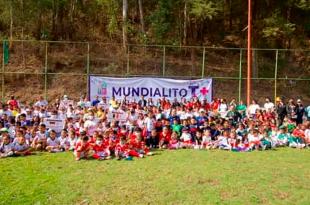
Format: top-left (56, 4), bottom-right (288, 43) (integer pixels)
top-left (296, 99), bottom-right (305, 125)
top-left (7, 96), bottom-right (19, 110)
top-left (286, 98), bottom-right (297, 122)
top-left (276, 97), bottom-right (287, 126)
top-left (34, 96), bottom-right (48, 107)
top-left (138, 96), bottom-right (147, 108)
top-left (306, 104), bottom-right (310, 121)
top-left (264, 97), bottom-right (275, 112)
top-left (247, 99), bottom-right (260, 118)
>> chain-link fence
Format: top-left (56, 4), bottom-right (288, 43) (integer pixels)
top-left (1, 40), bottom-right (309, 104)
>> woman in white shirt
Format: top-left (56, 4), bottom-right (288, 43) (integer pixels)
top-left (219, 99), bottom-right (228, 118)
top-left (264, 97), bottom-right (275, 111)
top-left (247, 100), bottom-right (260, 118)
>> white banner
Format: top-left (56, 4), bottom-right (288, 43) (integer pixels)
top-left (43, 118), bottom-right (65, 133)
top-left (89, 76), bottom-right (212, 102)
top-left (107, 110), bottom-right (128, 122)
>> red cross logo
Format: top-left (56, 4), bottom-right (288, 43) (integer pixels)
top-left (200, 87), bottom-right (209, 96)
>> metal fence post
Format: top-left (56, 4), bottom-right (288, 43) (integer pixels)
top-left (201, 47), bottom-right (206, 78)
top-left (162, 46), bottom-right (166, 76)
top-left (86, 42), bottom-right (90, 97)
top-left (44, 42), bottom-right (48, 100)
top-left (238, 49), bottom-right (243, 102)
top-left (274, 49), bottom-right (279, 104)
top-left (1, 40), bottom-right (4, 102)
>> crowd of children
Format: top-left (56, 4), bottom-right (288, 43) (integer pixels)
top-left (0, 95), bottom-right (309, 160)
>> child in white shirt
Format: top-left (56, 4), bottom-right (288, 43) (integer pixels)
top-left (46, 130), bottom-right (61, 153)
top-left (0, 135), bottom-right (14, 158)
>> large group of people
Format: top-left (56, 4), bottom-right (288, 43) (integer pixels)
top-left (0, 94), bottom-right (310, 160)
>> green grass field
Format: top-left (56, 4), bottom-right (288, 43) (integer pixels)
top-left (0, 149), bottom-right (309, 205)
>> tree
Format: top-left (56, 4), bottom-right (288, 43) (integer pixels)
top-left (97, 0), bottom-right (119, 39)
top-left (122, 0), bottom-right (128, 49)
top-left (0, 0), bottom-right (308, 49)
top-left (188, 0), bottom-right (221, 44)
top-left (138, 0), bottom-right (145, 34)
top-left (262, 10), bottom-right (296, 48)
top-left (149, 0), bottom-right (174, 44)
top-left (190, 0), bottom-right (219, 20)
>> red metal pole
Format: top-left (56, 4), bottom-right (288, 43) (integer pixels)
top-left (247, 0), bottom-right (252, 106)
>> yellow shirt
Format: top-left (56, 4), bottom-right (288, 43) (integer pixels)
top-left (12, 110), bottom-right (19, 117)
top-left (109, 100), bottom-right (118, 109)
top-left (96, 110), bottom-right (104, 118)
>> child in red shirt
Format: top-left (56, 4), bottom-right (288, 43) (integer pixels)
top-left (168, 132), bottom-right (180, 149)
top-left (115, 137), bottom-right (129, 160)
top-left (74, 136), bottom-right (92, 161)
top-left (127, 138), bottom-right (144, 158)
top-left (127, 136), bottom-right (152, 158)
top-left (92, 135), bottom-right (110, 160)
top-left (159, 126), bottom-right (171, 149)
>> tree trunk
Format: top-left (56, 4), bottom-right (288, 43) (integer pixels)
top-left (138, 0), bottom-right (145, 34)
top-left (9, 0), bottom-right (13, 48)
top-left (36, 12), bottom-right (42, 39)
top-left (68, 0), bottom-right (77, 39)
top-left (21, 0), bottom-right (25, 68)
top-left (52, 0), bottom-right (58, 40)
top-left (286, 6), bottom-right (292, 49)
top-left (183, 0), bottom-right (187, 45)
top-left (122, 0), bottom-right (128, 50)
top-left (229, 0), bottom-right (232, 30)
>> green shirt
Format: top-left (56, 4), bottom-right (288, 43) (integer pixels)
top-left (287, 124), bottom-right (296, 133)
top-left (288, 136), bottom-right (301, 144)
top-left (171, 124), bottom-right (182, 136)
top-left (277, 133), bottom-right (289, 140)
top-left (236, 104), bottom-right (246, 112)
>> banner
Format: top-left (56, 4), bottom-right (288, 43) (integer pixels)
top-left (43, 118), bottom-right (65, 133)
top-left (107, 110), bottom-right (128, 122)
top-left (89, 76), bottom-right (212, 102)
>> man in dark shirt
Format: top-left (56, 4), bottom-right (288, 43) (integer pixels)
top-left (296, 99), bottom-right (305, 125)
top-left (276, 97), bottom-right (287, 126)
top-left (91, 96), bottom-right (100, 107)
top-left (138, 96), bottom-right (147, 108)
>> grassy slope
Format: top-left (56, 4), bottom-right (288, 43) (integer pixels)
top-left (0, 149), bottom-right (309, 205)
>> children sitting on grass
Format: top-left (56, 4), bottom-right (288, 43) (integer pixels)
top-left (0, 95), bottom-right (309, 161)
top-left (46, 130), bottom-right (62, 153)
top-left (0, 135), bottom-right (14, 158)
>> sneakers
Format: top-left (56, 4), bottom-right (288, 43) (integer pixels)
top-left (146, 152), bottom-right (153, 156)
top-left (125, 156), bottom-right (133, 161)
top-left (6, 151), bottom-right (14, 157)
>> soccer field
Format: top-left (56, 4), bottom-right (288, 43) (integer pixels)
top-left (0, 149), bottom-right (309, 205)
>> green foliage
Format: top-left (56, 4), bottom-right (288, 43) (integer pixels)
top-left (0, 0), bottom-right (13, 34)
top-left (189, 0), bottom-right (220, 20)
top-left (149, 0), bottom-right (174, 43)
top-left (0, 0), bottom-right (308, 47)
top-left (295, 0), bottom-right (310, 10)
top-left (97, 0), bottom-right (119, 37)
top-left (262, 11), bottom-right (296, 40)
